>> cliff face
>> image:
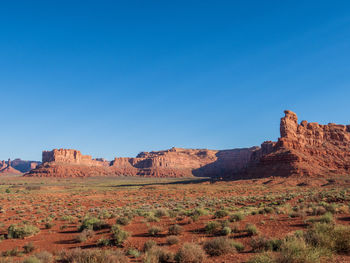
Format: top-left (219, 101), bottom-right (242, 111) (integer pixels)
top-left (0, 159), bottom-right (22, 175)
top-left (10, 159), bottom-right (40, 173)
top-left (42, 149), bottom-right (109, 167)
top-left (26, 147), bottom-right (258, 178)
top-left (245, 110), bottom-right (350, 178)
top-left (25, 110), bottom-right (350, 179)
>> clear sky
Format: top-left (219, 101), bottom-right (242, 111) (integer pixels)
top-left (1, 1), bottom-right (350, 161)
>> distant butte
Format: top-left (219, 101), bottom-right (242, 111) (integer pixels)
top-left (25, 110), bottom-right (350, 179)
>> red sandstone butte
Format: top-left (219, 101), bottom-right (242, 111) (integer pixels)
top-left (0, 159), bottom-right (22, 175)
top-left (25, 110), bottom-right (350, 178)
top-left (244, 110), bottom-right (350, 178)
top-left (25, 147), bottom-right (258, 178)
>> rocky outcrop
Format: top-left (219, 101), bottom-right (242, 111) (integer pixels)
top-left (25, 147), bottom-right (259, 178)
top-left (245, 110), bottom-right (350, 178)
top-left (0, 159), bottom-right (40, 174)
top-left (10, 159), bottom-right (40, 173)
top-left (0, 159), bottom-right (22, 175)
top-left (24, 110), bottom-right (350, 179)
top-left (42, 149), bottom-right (109, 166)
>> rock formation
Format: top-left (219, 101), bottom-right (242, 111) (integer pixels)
top-left (25, 147), bottom-right (259, 178)
top-left (25, 110), bottom-right (350, 178)
top-left (0, 159), bottom-right (40, 175)
top-left (244, 110), bottom-right (350, 178)
top-left (0, 159), bottom-right (22, 175)
top-left (10, 159), bottom-right (40, 173)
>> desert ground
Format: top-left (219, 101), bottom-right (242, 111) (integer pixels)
top-left (0, 175), bottom-right (350, 263)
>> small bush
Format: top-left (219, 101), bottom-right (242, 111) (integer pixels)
top-left (175, 243), bottom-right (206, 263)
top-left (221, 226), bottom-right (232, 236)
top-left (205, 221), bottom-right (220, 235)
top-left (34, 251), bottom-right (53, 263)
top-left (23, 242), bottom-right (35, 253)
top-left (2, 247), bottom-right (21, 257)
top-left (79, 216), bottom-right (107, 231)
top-left (116, 217), bottom-right (130, 226)
top-left (247, 253), bottom-right (275, 263)
top-left (97, 238), bottom-right (111, 247)
top-left (127, 248), bottom-right (140, 258)
top-left (8, 224), bottom-right (40, 239)
top-left (229, 213), bottom-right (244, 222)
top-left (111, 224), bottom-right (129, 246)
top-left (143, 240), bottom-right (157, 252)
top-left (276, 236), bottom-right (328, 263)
top-left (45, 222), bottom-right (54, 229)
top-left (167, 236), bottom-right (180, 245)
top-left (144, 246), bottom-right (173, 263)
top-left (168, 224), bottom-right (183, 235)
top-left (76, 229), bottom-right (94, 243)
top-left (232, 241), bottom-right (244, 252)
top-left (148, 226), bottom-right (162, 236)
top-left (246, 224), bottom-right (258, 236)
top-left (59, 248), bottom-right (128, 263)
top-left (250, 236), bottom-right (282, 252)
top-left (307, 212), bottom-right (334, 224)
top-left (23, 257), bottom-right (40, 263)
top-left (214, 210), bottom-right (229, 219)
top-left (203, 237), bottom-right (236, 256)
top-left (154, 209), bottom-right (168, 218)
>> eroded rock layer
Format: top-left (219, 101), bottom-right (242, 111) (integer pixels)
top-left (25, 147), bottom-right (258, 178)
top-left (244, 110), bottom-right (350, 178)
top-left (25, 110), bottom-right (350, 178)
top-left (0, 159), bottom-right (22, 175)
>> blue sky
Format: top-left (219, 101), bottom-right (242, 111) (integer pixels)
top-left (1, 1), bottom-right (350, 161)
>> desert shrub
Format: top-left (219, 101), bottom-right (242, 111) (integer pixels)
top-left (251, 236), bottom-right (282, 252)
top-left (143, 246), bottom-right (173, 263)
top-left (221, 226), bottom-right (231, 236)
top-left (304, 222), bottom-right (350, 255)
top-left (154, 209), bottom-right (168, 218)
top-left (245, 224), bottom-right (258, 236)
top-left (127, 248), bottom-right (140, 258)
top-left (111, 224), bottom-right (129, 246)
top-left (143, 240), bottom-right (157, 252)
top-left (168, 224), bottom-right (183, 235)
top-left (175, 243), bottom-right (206, 263)
top-left (97, 238), bottom-right (111, 247)
top-left (229, 212), bottom-right (244, 222)
top-left (60, 215), bottom-right (75, 223)
top-left (205, 221), bottom-right (220, 235)
top-left (167, 235), bottom-right (180, 245)
top-left (79, 216), bottom-right (107, 231)
top-left (116, 217), bottom-right (130, 226)
top-left (203, 237), bottom-right (236, 256)
top-left (76, 229), bottom-right (94, 243)
top-left (59, 248), bottom-right (129, 263)
top-left (147, 215), bottom-right (160, 222)
top-left (303, 223), bottom-right (334, 249)
top-left (264, 207), bottom-right (274, 214)
top-left (192, 208), bottom-right (208, 217)
top-left (275, 236), bottom-right (328, 263)
top-left (34, 251), bottom-right (53, 263)
top-left (214, 210), bottom-right (229, 219)
top-left (247, 253), bottom-right (275, 263)
top-left (332, 224), bottom-right (350, 254)
top-left (45, 222), bottom-right (54, 229)
top-left (148, 226), bottom-right (162, 236)
top-left (7, 224), bottom-right (40, 239)
top-left (307, 212), bottom-right (334, 225)
top-left (23, 257), bottom-right (40, 263)
top-left (2, 247), bottom-right (21, 257)
top-left (23, 242), bottom-right (35, 253)
top-left (232, 241), bottom-right (244, 252)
